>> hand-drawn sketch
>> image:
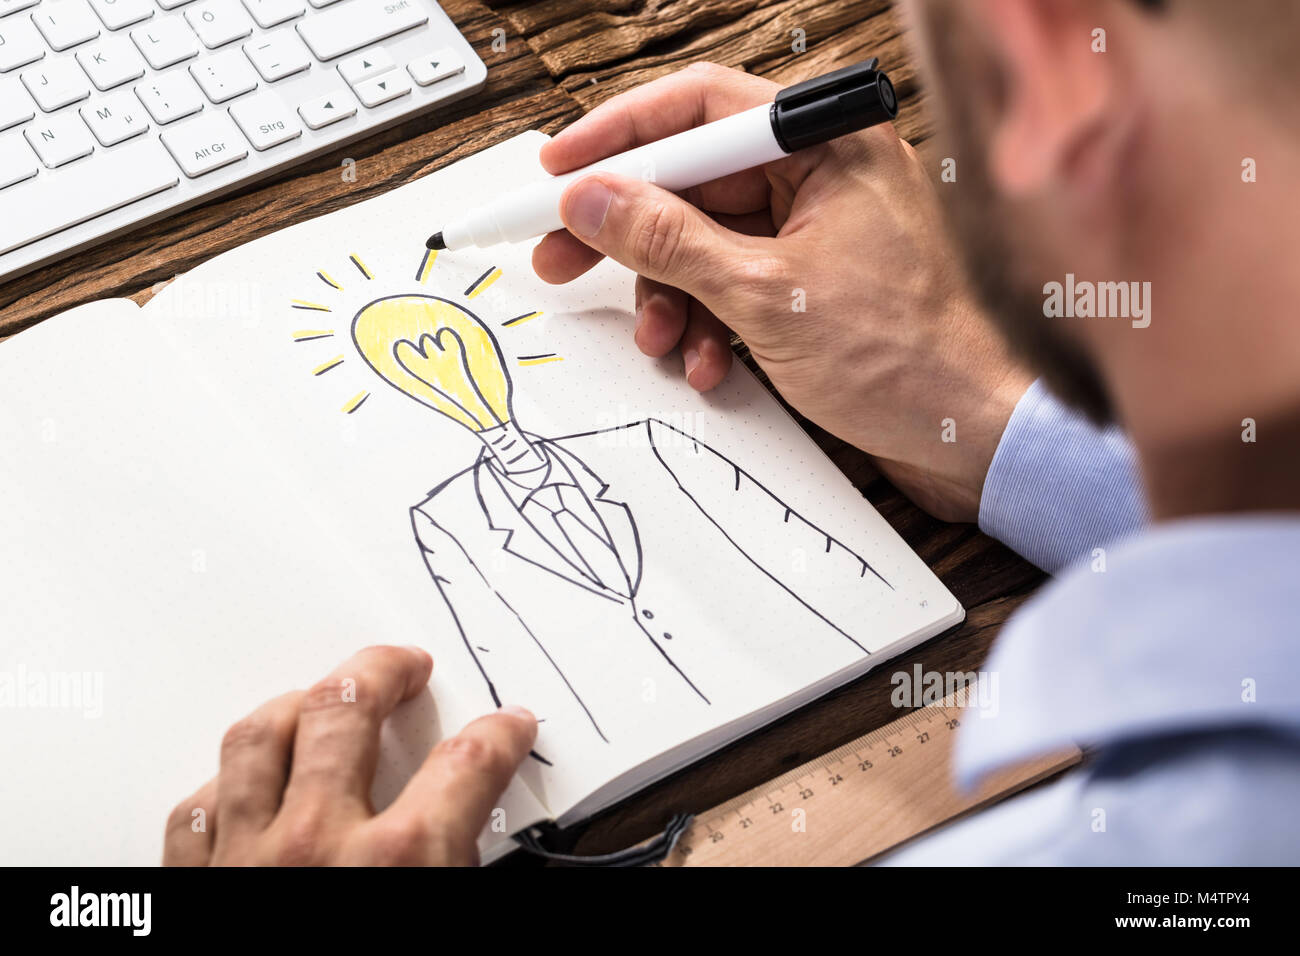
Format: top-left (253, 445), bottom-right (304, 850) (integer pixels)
top-left (347, 291), bottom-right (896, 755)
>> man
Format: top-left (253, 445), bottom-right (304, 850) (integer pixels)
top-left (167, 0), bottom-right (1298, 864)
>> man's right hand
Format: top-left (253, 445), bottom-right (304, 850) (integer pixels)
top-left (532, 63), bottom-right (1032, 523)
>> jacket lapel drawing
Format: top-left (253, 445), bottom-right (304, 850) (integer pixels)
top-left (472, 441), bottom-right (642, 600)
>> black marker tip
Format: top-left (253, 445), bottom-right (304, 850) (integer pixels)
top-left (426, 232), bottom-right (446, 251)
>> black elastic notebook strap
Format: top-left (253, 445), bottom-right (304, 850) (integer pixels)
top-left (512, 813), bottom-right (694, 867)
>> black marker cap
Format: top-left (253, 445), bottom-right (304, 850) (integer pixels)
top-left (770, 57), bottom-right (899, 153)
top-left (426, 232), bottom-right (446, 251)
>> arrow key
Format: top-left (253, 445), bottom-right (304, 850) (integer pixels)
top-left (407, 47), bottom-right (463, 87)
top-left (353, 68), bottom-right (409, 109)
top-left (298, 89), bottom-right (355, 129)
top-left (338, 47), bottom-right (393, 87)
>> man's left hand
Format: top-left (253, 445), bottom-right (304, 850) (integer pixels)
top-left (163, 645), bottom-right (536, 866)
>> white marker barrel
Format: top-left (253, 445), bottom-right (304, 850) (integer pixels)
top-left (440, 105), bottom-right (785, 251)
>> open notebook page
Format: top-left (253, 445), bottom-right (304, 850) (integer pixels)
top-left (141, 132), bottom-right (962, 826)
top-left (0, 296), bottom-right (548, 865)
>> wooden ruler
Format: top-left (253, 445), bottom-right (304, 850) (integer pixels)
top-left (658, 685), bottom-right (1080, 866)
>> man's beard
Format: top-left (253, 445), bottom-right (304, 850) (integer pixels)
top-left (918, 1), bottom-right (1117, 425)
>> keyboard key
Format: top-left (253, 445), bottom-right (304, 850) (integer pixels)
top-left (190, 48), bottom-right (257, 102)
top-left (155, 0), bottom-right (198, 9)
top-left (338, 46), bottom-right (391, 86)
top-left (243, 28), bottom-right (308, 82)
top-left (80, 89), bottom-right (149, 145)
top-left (0, 75), bottom-right (36, 130)
top-left (295, 0), bottom-right (426, 61)
top-left (24, 111), bottom-right (95, 167)
top-left (407, 47), bottom-right (462, 87)
top-left (240, 0), bottom-right (301, 28)
top-left (0, 134), bottom-right (38, 190)
top-left (0, 16), bottom-right (46, 72)
top-left (185, 0), bottom-right (252, 49)
top-left (21, 59), bottom-right (91, 111)
top-left (0, 135), bottom-right (179, 254)
top-left (0, 0), bottom-right (41, 17)
top-left (352, 67), bottom-right (407, 108)
top-left (297, 89), bottom-right (352, 129)
top-left (76, 34), bottom-right (147, 90)
top-left (305, 0), bottom-right (343, 7)
top-left (131, 16), bottom-right (198, 69)
top-left (135, 70), bottom-right (203, 123)
top-left (229, 90), bottom-right (299, 149)
top-left (32, 0), bottom-right (102, 51)
top-left (160, 108), bottom-right (247, 176)
top-left (88, 0), bottom-right (154, 31)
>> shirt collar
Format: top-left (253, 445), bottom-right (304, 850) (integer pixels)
top-left (955, 514), bottom-right (1300, 790)
top-left (483, 439), bottom-right (584, 511)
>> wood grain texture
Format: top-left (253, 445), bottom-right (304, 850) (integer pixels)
top-left (0, 0), bottom-right (1052, 863)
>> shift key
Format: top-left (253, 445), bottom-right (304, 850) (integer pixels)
top-left (296, 0), bottom-right (428, 61)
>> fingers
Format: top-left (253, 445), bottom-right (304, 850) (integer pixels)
top-left (634, 275), bottom-right (688, 357)
top-left (681, 298), bottom-right (734, 391)
top-left (540, 63), bottom-right (780, 175)
top-left (378, 707), bottom-right (538, 865)
top-left (559, 173), bottom-right (766, 309)
top-left (164, 777), bottom-right (217, 866)
top-left (531, 199), bottom-right (779, 288)
top-left (532, 228), bottom-right (605, 284)
top-left (212, 690), bottom-right (303, 848)
top-left (635, 278), bottom-right (733, 389)
top-left (281, 645), bottom-right (433, 815)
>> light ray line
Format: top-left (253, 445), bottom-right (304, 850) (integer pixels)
top-left (517, 353), bottom-right (563, 367)
top-left (350, 254), bottom-right (373, 280)
top-left (291, 300), bottom-right (331, 312)
top-left (416, 248), bottom-right (437, 284)
top-left (342, 391), bottom-right (370, 414)
top-left (465, 266), bottom-right (501, 299)
top-left (317, 271), bottom-right (342, 290)
top-left (292, 330), bottom-right (335, 342)
top-left (313, 355), bottom-right (345, 376)
top-left (502, 311), bottom-right (543, 328)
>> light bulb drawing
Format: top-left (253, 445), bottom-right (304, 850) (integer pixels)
top-left (289, 248), bottom-right (560, 417)
top-left (352, 294), bottom-right (546, 473)
top-left (287, 248), bottom-right (898, 759)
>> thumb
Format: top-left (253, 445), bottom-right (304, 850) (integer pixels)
top-left (559, 173), bottom-right (752, 306)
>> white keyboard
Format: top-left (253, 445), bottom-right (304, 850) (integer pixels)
top-left (0, 0), bottom-right (485, 282)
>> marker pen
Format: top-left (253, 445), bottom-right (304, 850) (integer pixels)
top-left (426, 58), bottom-right (898, 252)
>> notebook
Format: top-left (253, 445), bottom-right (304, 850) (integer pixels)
top-left (0, 131), bottom-right (963, 865)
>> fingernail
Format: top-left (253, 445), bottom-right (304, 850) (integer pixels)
top-left (567, 178), bottom-right (613, 238)
top-left (634, 305), bottom-right (645, 332)
top-left (500, 704), bottom-right (535, 722)
top-left (683, 349), bottom-right (700, 382)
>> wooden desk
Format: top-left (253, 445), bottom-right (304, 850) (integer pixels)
top-left (0, 0), bottom-right (1048, 861)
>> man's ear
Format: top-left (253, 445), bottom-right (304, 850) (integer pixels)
top-left (977, 0), bottom-right (1119, 195)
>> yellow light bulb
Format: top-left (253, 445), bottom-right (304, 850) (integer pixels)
top-left (351, 294), bottom-right (513, 433)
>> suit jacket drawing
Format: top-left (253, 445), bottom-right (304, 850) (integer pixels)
top-left (410, 419), bottom-right (894, 752)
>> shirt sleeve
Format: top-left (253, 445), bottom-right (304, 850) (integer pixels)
top-left (977, 379), bottom-right (1147, 574)
top-left (878, 731), bottom-right (1300, 866)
